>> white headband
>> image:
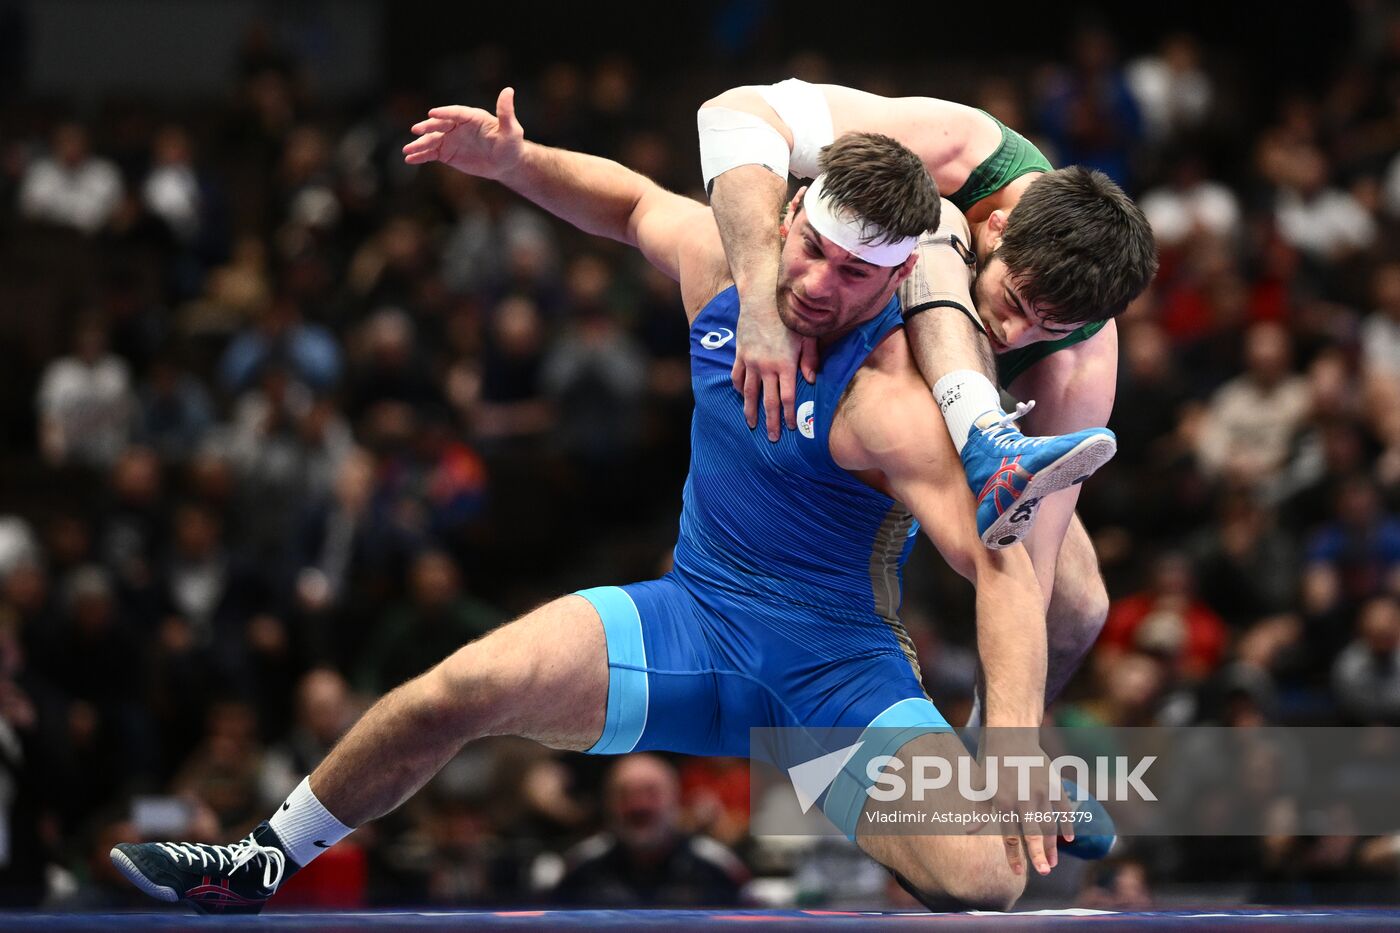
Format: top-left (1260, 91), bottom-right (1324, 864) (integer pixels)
top-left (802, 173), bottom-right (918, 268)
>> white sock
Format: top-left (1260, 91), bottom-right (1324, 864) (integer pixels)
top-left (267, 776), bottom-right (353, 868)
top-left (932, 370), bottom-right (1004, 453)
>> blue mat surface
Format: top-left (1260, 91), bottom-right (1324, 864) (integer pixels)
top-left (4, 909), bottom-right (1400, 930)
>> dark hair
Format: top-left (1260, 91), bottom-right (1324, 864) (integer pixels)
top-left (815, 132), bottom-right (941, 243)
top-left (997, 167), bottom-right (1157, 326)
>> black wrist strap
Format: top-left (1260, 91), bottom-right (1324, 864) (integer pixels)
top-left (902, 298), bottom-right (983, 334)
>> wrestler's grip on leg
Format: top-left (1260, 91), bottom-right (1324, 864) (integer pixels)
top-left (856, 731), bottom-right (1030, 911)
top-left (969, 732), bottom-right (1061, 876)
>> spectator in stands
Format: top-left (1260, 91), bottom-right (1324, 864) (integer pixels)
top-left (172, 700), bottom-right (265, 831)
top-left (355, 550), bottom-right (499, 694)
top-left (259, 668), bottom-right (355, 807)
top-left (290, 449), bottom-right (384, 664)
top-left (218, 296), bottom-right (341, 395)
top-left (136, 353), bottom-right (215, 463)
top-left (18, 123), bottom-right (123, 235)
top-left (0, 613), bottom-right (50, 906)
top-left (1101, 552), bottom-right (1228, 682)
top-left (36, 314), bottom-right (136, 469)
top-left (1267, 144), bottom-right (1377, 264)
top-left (1035, 24), bottom-right (1143, 186)
top-left (1195, 321), bottom-right (1310, 486)
top-left (1362, 262), bottom-right (1400, 382)
top-left (1126, 34), bottom-right (1213, 145)
top-left (542, 258), bottom-right (648, 469)
top-left (472, 295), bottom-right (553, 443)
top-left (1304, 478), bottom-right (1400, 617)
top-left (1191, 491), bottom-right (1297, 627)
top-left (345, 308), bottom-right (446, 423)
top-left (551, 754), bottom-right (747, 907)
top-left (1139, 154), bottom-right (1241, 252)
top-left (97, 446), bottom-right (167, 606)
top-left (1332, 595), bottom-right (1400, 724)
top-left (142, 124), bottom-right (226, 291)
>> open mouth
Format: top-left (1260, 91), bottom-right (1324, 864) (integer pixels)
top-left (789, 293), bottom-right (830, 320)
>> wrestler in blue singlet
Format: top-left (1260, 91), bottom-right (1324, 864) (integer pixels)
top-left (577, 286), bottom-right (951, 838)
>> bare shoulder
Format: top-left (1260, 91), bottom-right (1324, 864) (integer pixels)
top-left (1009, 319), bottom-right (1119, 432)
top-left (831, 328), bottom-right (949, 475)
top-left (676, 209), bottom-right (736, 322)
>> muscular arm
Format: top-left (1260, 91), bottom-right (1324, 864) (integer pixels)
top-left (699, 82), bottom-right (998, 439)
top-left (702, 83), bottom-right (991, 188)
top-left (831, 340), bottom-right (1046, 727)
top-left (498, 142), bottom-right (704, 280)
top-left (405, 88), bottom-right (723, 311)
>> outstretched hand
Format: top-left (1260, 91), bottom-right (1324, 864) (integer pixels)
top-left (402, 87), bottom-right (525, 180)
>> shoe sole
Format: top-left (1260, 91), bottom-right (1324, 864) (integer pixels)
top-left (109, 847), bottom-right (179, 903)
top-left (982, 434), bottom-right (1117, 550)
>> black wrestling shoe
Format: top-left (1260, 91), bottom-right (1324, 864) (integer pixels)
top-left (109, 821), bottom-right (289, 914)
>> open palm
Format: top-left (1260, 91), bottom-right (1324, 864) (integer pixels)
top-left (402, 86), bottom-right (525, 180)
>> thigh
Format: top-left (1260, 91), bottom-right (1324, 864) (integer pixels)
top-left (799, 650), bottom-right (953, 838)
top-left (436, 593), bottom-right (610, 752)
top-left (581, 576), bottom-right (757, 759)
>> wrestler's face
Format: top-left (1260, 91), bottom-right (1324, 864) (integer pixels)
top-left (776, 195), bottom-right (913, 340)
top-left (972, 252), bottom-right (1083, 352)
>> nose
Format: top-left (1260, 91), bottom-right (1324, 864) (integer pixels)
top-left (1000, 314), bottom-right (1032, 348)
top-left (802, 261), bottom-right (837, 300)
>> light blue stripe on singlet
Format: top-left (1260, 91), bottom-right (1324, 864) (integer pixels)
top-left (822, 697), bottom-right (952, 840)
top-left (577, 586), bottom-right (649, 755)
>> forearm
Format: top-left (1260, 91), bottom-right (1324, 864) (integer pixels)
top-left (973, 548), bottom-right (1048, 727)
top-left (709, 166), bottom-right (788, 304)
top-left (497, 141), bottom-right (652, 247)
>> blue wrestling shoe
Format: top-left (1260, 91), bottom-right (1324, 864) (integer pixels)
top-left (109, 822), bottom-right (288, 914)
top-left (963, 402), bottom-right (1117, 549)
top-left (1060, 778), bottom-right (1116, 860)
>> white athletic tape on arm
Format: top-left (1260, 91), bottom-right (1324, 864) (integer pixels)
top-left (697, 107), bottom-right (791, 189)
top-left (804, 173), bottom-right (917, 267)
top-left (756, 78), bottom-right (834, 179)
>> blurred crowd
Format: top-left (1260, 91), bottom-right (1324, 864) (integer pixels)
top-left (2, 4), bottom-right (1400, 912)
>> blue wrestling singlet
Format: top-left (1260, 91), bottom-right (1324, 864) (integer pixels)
top-left (577, 286), bottom-right (950, 838)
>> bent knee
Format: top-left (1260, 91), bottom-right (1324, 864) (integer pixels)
top-left (413, 640), bottom-right (518, 737)
top-left (898, 841), bottom-right (1026, 912)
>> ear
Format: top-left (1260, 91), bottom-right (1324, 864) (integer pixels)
top-left (890, 250), bottom-right (919, 290)
top-left (781, 186), bottom-right (807, 237)
top-left (985, 209), bottom-right (1009, 251)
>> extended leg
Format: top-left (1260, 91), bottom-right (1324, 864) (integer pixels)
top-left (1042, 515), bottom-right (1109, 704)
top-left (111, 595), bottom-right (610, 913)
top-left (311, 594), bottom-right (609, 826)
